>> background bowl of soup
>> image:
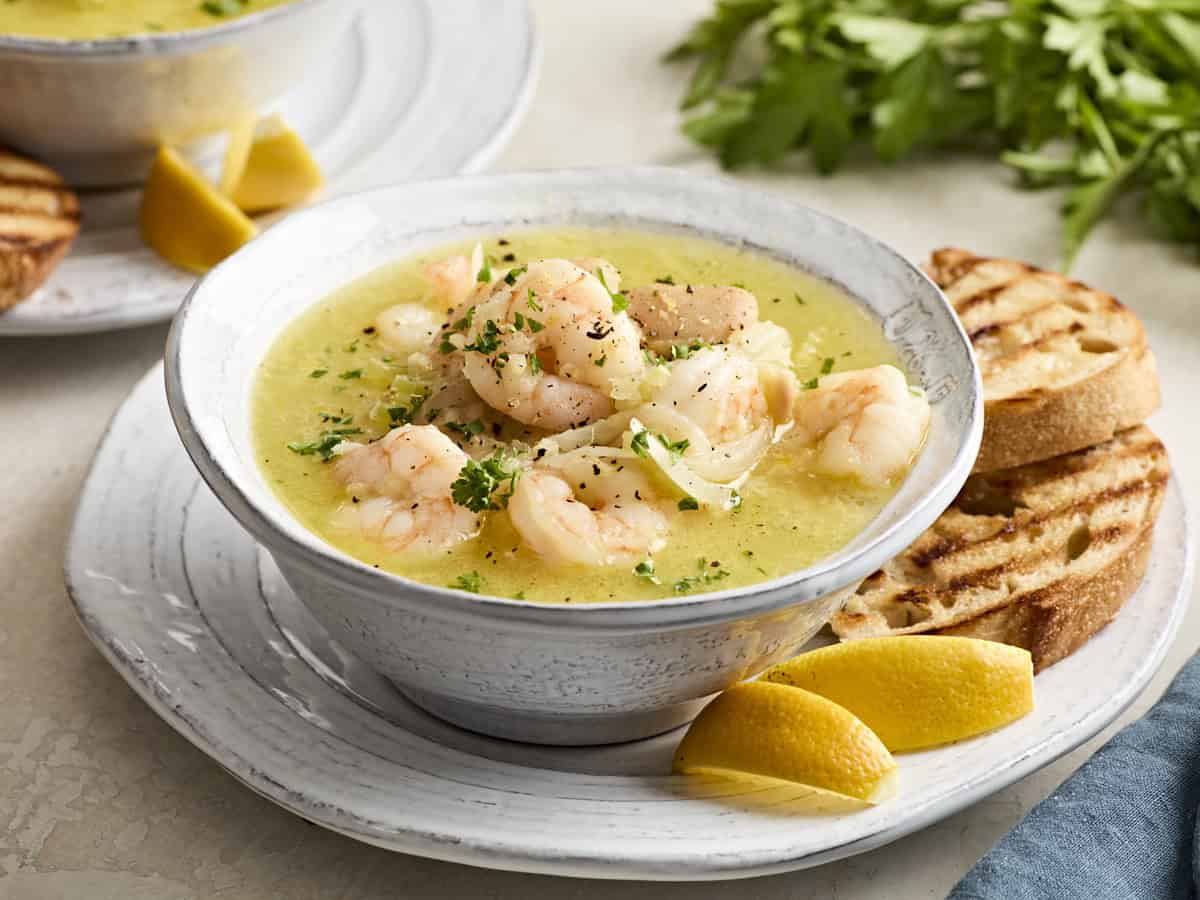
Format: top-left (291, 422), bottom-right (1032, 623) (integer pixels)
top-left (165, 167), bottom-right (982, 745)
top-left (0, 0), bottom-right (358, 187)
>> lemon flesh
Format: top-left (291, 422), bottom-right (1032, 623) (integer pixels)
top-left (227, 115), bottom-right (324, 214)
top-left (673, 681), bottom-right (897, 802)
top-left (140, 146), bottom-right (258, 275)
top-left (764, 636), bottom-right (1035, 752)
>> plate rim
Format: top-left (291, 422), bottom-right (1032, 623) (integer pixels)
top-left (64, 363), bottom-right (1195, 880)
top-left (0, 0), bottom-right (540, 338)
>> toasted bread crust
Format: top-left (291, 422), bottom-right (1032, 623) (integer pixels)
top-left (937, 519), bottom-right (1155, 671)
top-left (830, 426), bottom-right (1168, 668)
top-left (927, 248), bottom-right (1160, 472)
top-left (0, 149), bottom-right (80, 311)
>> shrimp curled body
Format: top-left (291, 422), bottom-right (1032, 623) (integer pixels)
top-left (461, 259), bottom-right (645, 432)
top-left (789, 364), bottom-right (931, 485)
top-left (507, 462), bottom-right (668, 567)
top-left (331, 424), bottom-right (480, 552)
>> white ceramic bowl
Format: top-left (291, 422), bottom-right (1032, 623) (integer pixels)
top-left (165, 168), bottom-right (982, 745)
top-left (0, 0), bottom-right (358, 187)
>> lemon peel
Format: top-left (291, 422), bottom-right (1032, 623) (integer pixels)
top-left (139, 145), bottom-right (258, 275)
top-left (227, 114), bottom-right (324, 214)
top-left (764, 636), bottom-right (1035, 752)
top-left (672, 681), bottom-right (897, 802)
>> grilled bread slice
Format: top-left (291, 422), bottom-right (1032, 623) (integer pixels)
top-left (928, 248), bottom-right (1160, 473)
top-left (830, 426), bottom-right (1168, 671)
top-left (0, 149), bottom-right (81, 312)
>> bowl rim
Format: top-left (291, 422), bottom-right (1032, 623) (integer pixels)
top-left (0, 0), bottom-right (341, 57)
top-left (165, 166), bottom-right (983, 631)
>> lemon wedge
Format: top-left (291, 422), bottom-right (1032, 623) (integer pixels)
top-left (673, 681), bottom-right (898, 802)
top-left (226, 114), bottom-right (323, 214)
top-left (763, 636), bottom-right (1034, 752)
top-left (218, 113), bottom-right (258, 197)
top-left (139, 146), bottom-right (258, 275)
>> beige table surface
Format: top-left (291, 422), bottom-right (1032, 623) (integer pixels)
top-left (2, 2), bottom-right (1197, 898)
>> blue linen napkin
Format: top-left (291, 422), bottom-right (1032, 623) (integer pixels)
top-left (948, 650), bottom-right (1200, 900)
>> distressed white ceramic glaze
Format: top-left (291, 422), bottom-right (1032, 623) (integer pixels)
top-left (164, 166), bottom-right (983, 744)
top-left (0, 0), bottom-right (357, 187)
top-left (0, 0), bottom-right (539, 336)
top-left (66, 364), bottom-right (1192, 878)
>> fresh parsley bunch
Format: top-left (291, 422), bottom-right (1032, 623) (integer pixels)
top-left (668, 0), bottom-right (1200, 267)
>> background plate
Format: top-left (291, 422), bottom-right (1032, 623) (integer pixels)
top-left (0, 0), bottom-right (539, 337)
top-left (65, 364), bottom-right (1193, 880)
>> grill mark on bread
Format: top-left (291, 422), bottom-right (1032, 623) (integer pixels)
top-left (910, 469), bottom-right (1164, 568)
top-left (0, 148), bottom-right (81, 311)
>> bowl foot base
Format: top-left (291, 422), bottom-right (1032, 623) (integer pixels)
top-left (397, 685), bottom-right (712, 746)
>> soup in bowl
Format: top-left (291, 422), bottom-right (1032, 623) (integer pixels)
top-left (166, 169), bottom-right (982, 744)
top-left (0, 0), bottom-right (356, 187)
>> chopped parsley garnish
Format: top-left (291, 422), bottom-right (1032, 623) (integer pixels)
top-left (200, 0), bottom-right (248, 16)
top-left (595, 266), bottom-right (629, 314)
top-left (803, 376), bottom-right (820, 390)
top-left (634, 560), bottom-right (662, 585)
top-left (445, 419), bottom-right (486, 439)
top-left (450, 571), bottom-right (484, 594)
top-left (657, 434), bottom-right (690, 462)
top-left (820, 356), bottom-right (835, 375)
top-left (338, 369), bottom-right (363, 380)
top-left (318, 411), bottom-right (353, 425)
top-left (309, 368), bottom-right (328, 379)
top-left (345, 339), bottom-right (359, 353)
top-left (463, 319), bottom-right (503, 354)
top-left (503, 265), bottom-right (528, 286)
top-left (672, 558), bottom-right (731, 594)
top-left (513, 590), bottom-right (527, 600)
top-left (513, 311), bottom-right (526, 330)
top-left (476, 254), bottom-right (495, 283)
top-left (678, 496), bottom-right (700, 511)
top-left (528, 355), bottom-right (543, 374)
top-left (450, 451), bottom-right (521, 512)
top-left (527, 317), bottom-right (545, 333)
top-left (655, 275), bottom-right (676, 285)
top-left (644, 349), bottom-right (667, 367)
top-left (387, 391), bottom-right (428, 426)
top-left (630, 430), bottom-right (651, 458)
top-left (286, 428), bottom-right (361, 462)
top-left (526, 289), bottom-right (542, 312)
top-left (669, 340), bottom-right (709, 360)
top-left (795, 293), bottom-right (807, 305)
top-left (594, 354), bottom-right (607, 367)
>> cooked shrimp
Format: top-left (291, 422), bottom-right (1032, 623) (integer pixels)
top-left (424, 244), bottom-right (487, 310)
top-left (331, 424), bottom-right (480, 551)
top-left (789, 364), bottom-right (931, 485)
top-left (643, 346), bottom-right (769, 445)
top-left (461, 259), bottom-right (645, 432)
top-left (627, 283), bottom-right (758, 353)
top-left (375, 303), bottom-right (441, 356)
top-left (331, 496), bottom-right (480, 554)
top-left (508, 467), bottom-right (669, 567)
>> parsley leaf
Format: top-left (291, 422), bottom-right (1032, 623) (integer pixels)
top-left (286, 428), bottom-right (361, 462)
top-left (450, 571), bottom-right (484, 594)
top-left (669, 0), bottom-right (1200, 267)
top-left (634, 560), bottom-right (662, 585)
top-left (450, 451), bottom-right (521, 512)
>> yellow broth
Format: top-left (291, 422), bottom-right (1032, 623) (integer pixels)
top-left (0, 0), bottom-right (295, 39)
top-left (252, 228), bottom-right (907, 603)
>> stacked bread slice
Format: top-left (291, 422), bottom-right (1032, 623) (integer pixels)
top-left (831, 249), bottom-right (1167, 671)
top-left (0, 148), bottom-right (80, 311)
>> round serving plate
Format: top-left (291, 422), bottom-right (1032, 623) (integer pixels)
top-left (0, 0), bottom-right (538, 337)
top-left (66, 364), bottom-right (1193, 881)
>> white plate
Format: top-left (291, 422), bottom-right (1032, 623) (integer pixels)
top-left (0, 0), bottom-right (538, 337)
top-left (66, 364), bottom-right (1192, 881)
